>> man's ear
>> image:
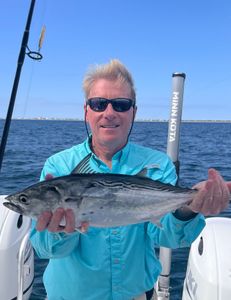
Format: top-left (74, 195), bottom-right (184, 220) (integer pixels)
top-left (133, 105), bottom-right (137, 118)
top-left (84, 104), bottom-right (88, 121)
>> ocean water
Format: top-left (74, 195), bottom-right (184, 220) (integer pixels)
top-left (0, 120), bottom-right (230, 300)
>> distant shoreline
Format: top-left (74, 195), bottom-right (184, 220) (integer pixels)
top-left (0, 118), bottom-right (231, 123)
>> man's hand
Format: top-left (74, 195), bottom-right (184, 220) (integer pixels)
top-left (36, 173), bottom-right (89, 233)
top-left (36, 208), bottom-right (76, 233)
top-left (188, 168), bottom-right (231, 216)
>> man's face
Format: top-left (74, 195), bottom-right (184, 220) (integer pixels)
top-left (85, 79), bottom-right (136, 151)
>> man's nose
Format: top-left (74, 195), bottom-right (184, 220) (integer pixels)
top-left (104, 103), bottom-right (116, 117)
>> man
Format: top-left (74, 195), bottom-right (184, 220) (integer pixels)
top-left (30, 59), bottom-right (231, 300)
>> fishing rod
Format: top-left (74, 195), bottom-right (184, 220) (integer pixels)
top-left (0, 0), bottom-right (44, 172)
top-left (156, 73), bottom-right (186, 300)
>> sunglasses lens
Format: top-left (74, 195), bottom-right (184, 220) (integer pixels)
top-left (112, 99), bottom-right (133, 112)
top-left (87, 98), bottom-right (134, 112)
top-left (89, 98), bottom-right (108, 112)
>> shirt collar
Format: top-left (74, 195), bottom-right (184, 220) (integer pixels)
top-left (85, 136), bottom-right (130, 168)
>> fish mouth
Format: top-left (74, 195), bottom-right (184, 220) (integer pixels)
top-left (3, 202), bottom-right (23, 214)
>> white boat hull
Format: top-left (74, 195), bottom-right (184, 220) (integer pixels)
top-left (0, 195), bottom-right (34, 300)
top-left (182, 217), bottom-right (231, 300)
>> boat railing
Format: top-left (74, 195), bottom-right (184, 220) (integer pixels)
top-left (17, 221), bottom-right (32, 300)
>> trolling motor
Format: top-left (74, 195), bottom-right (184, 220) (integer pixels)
top-left (155, 73), bottom-right (186, 300)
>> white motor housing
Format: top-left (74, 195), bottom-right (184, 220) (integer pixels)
top-left (182, 217), bottom-right (231, 300)
top-left (0, 195), bottom-right (34, 300)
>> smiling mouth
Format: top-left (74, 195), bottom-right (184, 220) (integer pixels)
top-left (101, 125), bottom-right (119, 128)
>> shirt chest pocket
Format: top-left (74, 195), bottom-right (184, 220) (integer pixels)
top-left (77, 228), bottom-right (111, 268)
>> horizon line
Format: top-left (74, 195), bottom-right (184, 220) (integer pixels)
top-left (0, 117), bottom-right (231, 123)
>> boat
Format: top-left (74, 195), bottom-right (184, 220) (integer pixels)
top-left (0, 195), bottom-right (34, 300)
top-left (182, 217), bottom-right (231, 300)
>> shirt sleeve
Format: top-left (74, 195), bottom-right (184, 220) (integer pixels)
top-left (147, 213), bottom-right (205, 248)
top-left (30, 220), bottom-right (80, 259)
top-left (40, 157), bottom-right (63, 180)
top-left (147, 155), bottom-right (178, 185)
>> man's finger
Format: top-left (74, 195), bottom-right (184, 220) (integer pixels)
top-left (76, 221), bottom-right (89, 234)
top-left (80, 221), bottom-right (89, 233)
top-left (189, 188), bottom-right (207, 213)
top-left (45, 173), bottom-right (54, 180)
top-left (64, 209), bottom-right (76, 233)
top-left (36, 211), bottom-right (52, 231)
top-left (226, 182), bottom-right (231, 192)
top-left (48, 208), bottom-right (65, 232)
top-left (208, 168), bottom-right (219, 180)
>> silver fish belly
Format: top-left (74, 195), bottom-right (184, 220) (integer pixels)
top-left (4, 173), bottom-right (197, 227)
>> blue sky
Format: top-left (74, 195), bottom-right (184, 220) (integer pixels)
top-left (0, 0), bottom-right (230, 120)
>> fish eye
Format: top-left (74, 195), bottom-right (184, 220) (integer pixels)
top-left (19, 194), bottom-right (30, 205)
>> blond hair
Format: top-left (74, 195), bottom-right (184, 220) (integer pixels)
top-left (82, 59), bottom-right (136, 100)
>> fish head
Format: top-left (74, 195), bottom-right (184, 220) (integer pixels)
top-left (4, 191), bottom-right (35, 216)
top-left (4, 180), bottom-right (64, 218)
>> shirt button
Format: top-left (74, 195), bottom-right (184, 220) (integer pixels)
top-left (181, 240), bottom-right (187, 247)
top-left (53, 234), bottom-right (59, 240)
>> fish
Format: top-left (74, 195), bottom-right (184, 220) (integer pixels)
top-left (3, 173), bottom-right (197, 228)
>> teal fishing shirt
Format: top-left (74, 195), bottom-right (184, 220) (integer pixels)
top-left (30, 138), bottom-right (205, 300)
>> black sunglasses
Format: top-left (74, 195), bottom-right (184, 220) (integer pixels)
top-left (86, 97), bottom-right (135, 112)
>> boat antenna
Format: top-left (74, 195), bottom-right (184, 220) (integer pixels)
top-left (156, 72), bottom-right (186, 299)
top-left (0, 0), bottom-right (43, 171)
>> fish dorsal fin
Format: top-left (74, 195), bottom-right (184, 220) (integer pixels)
top-left (71, 153), bottom-right (96, 174)
top-left (135, 164), bottom-right (160, 178)
top-left (136, 164), bottom-right (160, 177)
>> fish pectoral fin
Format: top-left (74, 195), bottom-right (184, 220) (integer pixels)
top-left (64, 196), bottom-right (83, 203)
